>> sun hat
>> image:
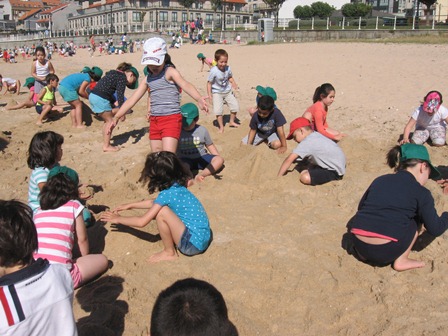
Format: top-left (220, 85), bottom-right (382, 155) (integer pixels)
top-left (141, 37), bottom-right (167, 66)
top-left (180, 103), bottom-right (199, 126)
top-left (126, 66), bottom-right (139, 89)
top-left (48, 166), bottom-right (79, 186)
top-left (400, 143), bottom-right (440, 179)
top-left (197, 53), bottom-right (205, 59)
top-left (23, 77), bottom-right (35, 87)
top-left (423, 91), bottom-right (441, 114)
top-left (255, 85), bottom-right (277, 101)
top-left (286, 117), bottom-right (312, 140)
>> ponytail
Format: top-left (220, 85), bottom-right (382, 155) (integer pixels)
top-left (312, 83), bottom-right (335, 103)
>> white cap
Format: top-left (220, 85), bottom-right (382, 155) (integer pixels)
top-left (141, 37), bottom-right (167, 65)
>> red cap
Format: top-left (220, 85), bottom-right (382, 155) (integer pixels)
top-left (287, 117), bottom-right (312, 140)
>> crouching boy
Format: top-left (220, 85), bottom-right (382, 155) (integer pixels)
top-left (278, 117), bottom-right (346, 185)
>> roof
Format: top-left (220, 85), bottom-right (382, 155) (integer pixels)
top-left (87, 0), bottom-right (120, 9)
top-left (10, 0), bottom-right (43, 9)
top-left (18, 8), bottom-right (42, 20)
top-left (224, 0), bottom-right (247, 4)
top-left (40, 3), bottom-right (69, 14)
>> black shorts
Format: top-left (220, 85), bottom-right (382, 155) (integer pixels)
top-left (308, 166), bottom-right (342, 186)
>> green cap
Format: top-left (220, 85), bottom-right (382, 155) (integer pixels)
top-left (400, 143), bottom-right (440, 179)
top-left (48, 166), bottom-right (79, 186)
top-left (197, 53), bottom-right (205, 59)
top-left (255, 85), bottom-right (277, 101)
top-left (23, 77), bottom-right (35, 87)
top-left (181, 103), bottom-right (199, 127)
top-left (127, 66), bottom-right (140, 89)
top-left (143, 66), bottom-right (149, 77)
top-left (91, 66), bottom-right (103, 79)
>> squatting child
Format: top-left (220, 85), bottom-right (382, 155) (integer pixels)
top-left (278, 117), bottom-right (346, 185)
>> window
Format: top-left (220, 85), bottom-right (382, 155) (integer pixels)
top-left (161, 0), bottom-right (169, 7)
top-left (182, 12), bottom-right (187, 22)
top-left (160, 11), bottom-right (168, 22)
top-left (206, 14), bottom-right (213, 24)
top-left (133, 11), bottom-right (141, 22)
top-left (172, 12), bottom-right (177, 22)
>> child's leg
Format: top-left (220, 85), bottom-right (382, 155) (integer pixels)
top-left (299, 170), bottom-right (312, 185)
top-left (161, 137), bottom-right (178, 153)
top-left (216, 115), bottom-right (224, 133)
top-left (197, 155), bottom-right (224, 181)
top-left (75, 254), bottom-right (109, 288)
top-left (225, 91), bottom-right (240, 127)
top-left (212, 93), bottom-right (225, 133)
top-left (100, 111), bottom-right (120, 152)
top-left (392, 231), bottom-right (424, 271)
top-left (69, 99), bottom-right (84, 128)
top-left (36, 105), bottom-right (52, 124)
top-left (429, 126), bottom-right (446, 147)
top-left (6, 100), bottom-right (34, 110)
top-left (150, 206), bottom-right (186, 263)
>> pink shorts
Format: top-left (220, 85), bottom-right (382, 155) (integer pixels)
top-left (149, 114), bottom-right (182, 141)
top-left (70, 263), bottom-right (82, 289)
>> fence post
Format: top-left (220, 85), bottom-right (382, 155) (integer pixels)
top-left (432, 8), bottom-right (435, 29)
top-left (342, 17), bottom-right (345, 30)
top-left (312, 17), bottom-right (314, 30)
top-left (412, 16), bottom-right (415, 29)
top-left (297, 19), bottom-right (300, 30)
top-left (326, 17), bottom-right (329, 30)
top-left (376, 16), bottom-right (379, 30)
top-left (358, 16), bottom-right (361, 30)
top-left (393, 16), bottom-right (397, 30)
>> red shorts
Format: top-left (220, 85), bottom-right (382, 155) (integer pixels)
top-left (149, 114), bottom-right (182, 141)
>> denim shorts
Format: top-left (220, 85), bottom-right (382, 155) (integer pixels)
top-left (177, 228), bottom-right (202, 256)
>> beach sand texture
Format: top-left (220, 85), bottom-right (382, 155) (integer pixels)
top-left (2, 41), bottom-right (448, 335)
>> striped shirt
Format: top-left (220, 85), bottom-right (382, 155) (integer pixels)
top-left (147, 65), bottom-right (181, 116)
top-left (33, 200), bottom-right (84, 270)
top-left (28, 167), bottom-right (50, 214)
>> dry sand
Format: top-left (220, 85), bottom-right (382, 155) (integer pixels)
top-left (2, 40), bottom-right (448, 335)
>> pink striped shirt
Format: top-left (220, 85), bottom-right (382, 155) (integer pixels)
top-left (33, 200), bottom-right (84, 270)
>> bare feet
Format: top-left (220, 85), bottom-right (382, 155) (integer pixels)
top-left (393, 258), bottom-right (425, 271)
top-left (195, 175), bottom-right (205, 183)
top-left (229, 122), bottom-right (240, 128)
top-left (103, 145), bottom-right (120, 152)
top-left (36, 121), bottom-right (43, 126)
top-left (148, 250), bottom-right (178, 263)
top-left (218, 128), bottom-right (224, 134)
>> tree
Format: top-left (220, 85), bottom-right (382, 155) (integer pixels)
top-left (293, 5), bottom-right (314, 19)
top-left (341, 3), bottom-right (371, 18)
top-left (262, 0), bottom-right (287, 28)
top-left (419, 0), bottom-right (436, 26)
top-left (310, 2), bottom-right (335, 19)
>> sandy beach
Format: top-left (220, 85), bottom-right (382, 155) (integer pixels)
top-left (2, 40), bottom-right (448, 335)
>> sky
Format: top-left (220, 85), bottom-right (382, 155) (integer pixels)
top-left (279, 0), bottom-right (348, 18)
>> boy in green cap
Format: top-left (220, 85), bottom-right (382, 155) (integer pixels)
top-left (178, 103), bottom-right (224, 182)
top-left (248, 85), bottom-right (278, 117)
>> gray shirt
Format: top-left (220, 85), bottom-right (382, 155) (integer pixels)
top-left (177, 125), bottom-right (213, 159)
top-left (292, 132), bottom-right (346, 176)
top-left (208, 65), bottom-right (233, 93)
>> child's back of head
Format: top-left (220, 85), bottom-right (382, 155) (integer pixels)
top-left (27, 131), bottom-right (64, 169)
top-left (150, 278), bottom-right (238, 336)
top-left (0, 200), bottom-right (37, 269)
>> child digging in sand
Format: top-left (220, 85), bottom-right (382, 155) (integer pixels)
top-left (101, 151), bottom-right (212, 263)
top-left (348, 144), bottom-right (448, 271)
top-left (207, 49), bottom-right (240, 133)
top-left (178, 103), bottom-right (224, 182)
top-left (6, 77), bottom-right (36, 110)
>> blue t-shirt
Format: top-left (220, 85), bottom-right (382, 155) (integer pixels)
top-left (60, 73), bottom-right (91, 91)
top-left (249, 107), bottom-right (286, 138)
top-left (154, 184), bottom-right (211, 250)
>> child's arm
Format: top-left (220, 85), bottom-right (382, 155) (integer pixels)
top-left (229, 76), bottom-right (238, 90)
top-left (101, 202), bottom-right (162, 228)
top-left (75, 213), bottom-right (89, 256)
top-left (313, 108), bottom-right (339, 140)
top-left (167, 67), bottom-right (208, 113)
top-left (278, 153), bottom-right (300, 176)
top-left (108, 80), bottom-right (148, 133)
top-left (276, 126), bottom-right (287, 153)
top-left (78, 81), bottom-right (90, 99)
top-left (206, 143), bottom-right (220, 156)
top-left (400, 117), bottom-right (417, 144)
top-left (113, 200), bottom-right (154, 212)
top-left (200, 60), bottom-right (204, 72)
top-left (207, 81), bottom-right (213, 104)
top-left (247, 129), bottom-right (257, 145)
top-left (48, 61), bottom-right (55, 74)
top-left (146, 92), bottom-right (151, 121)
top-left (16, 80), bottom-right (21, 95)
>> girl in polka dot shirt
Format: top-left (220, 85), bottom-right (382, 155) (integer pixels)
top-left (101, 151), bottom-right (211, 263)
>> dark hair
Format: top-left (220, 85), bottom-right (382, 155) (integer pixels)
top-left (145, 54), bottom-right (176, 76)
top-left (386, 145), bottom-right (425, 172)
top-left (257, 95), bottom-right (275, 111)
top-left (117, 62), bottom-right (133, 72)
top-left (139, 151), bottom-right (190, 194)
top-left (150, 278), bottom-right (238, 336)
top-left (214, 49), bottom-right (228, 61)
top-left (46, 73), bottom-right (59, 82)
top-left (312, 83), bottom-right (335, 103)
top-left (39, 173), bottom-right (79, 210)
top-left (27, 131), bottom-right (64, 169)
top-left (423, 90), bottom-right (443, 104)
top-left (35, 46), bottom-right (46, 55)
top-left (0, 200), bottom-right (38, 268)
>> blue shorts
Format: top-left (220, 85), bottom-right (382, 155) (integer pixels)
top-left (59, 85), bottom-right (79, 102)
top-left (35, 105), bottom-right (43, 114)
top-left (89, 93), bottom-right (112, 113)
top-left (177, 228), bottom-right (202, 256)
top-left (181, 154), bottom-right (215, 171)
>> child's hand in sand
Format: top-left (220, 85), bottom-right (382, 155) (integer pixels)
top-left (277, 146), bottom-right (287, 154)
top-left (111, 203), bottom-right (133, 213)
top-left (100, 211), bottom-right (121, 223)
top-left (437, 179), bottom-right (448, 194)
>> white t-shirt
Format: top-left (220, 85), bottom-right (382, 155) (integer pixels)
top-left (1, 78), bottom-right (17, 86)
top-left (412, 104), bottom-right (448, 130)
